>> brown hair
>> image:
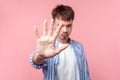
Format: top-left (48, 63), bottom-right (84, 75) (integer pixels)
top-left (52, 4), bottom-right (75, 21)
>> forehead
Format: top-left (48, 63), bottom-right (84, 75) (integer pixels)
top-left (54, 18), bottom-right (73, 25)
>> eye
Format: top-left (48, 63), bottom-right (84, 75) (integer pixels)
top-left (67, 24), bottom-right (72, 27)
top-left (56, 23), bottom-right (64, 27)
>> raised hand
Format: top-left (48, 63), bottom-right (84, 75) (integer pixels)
top-left (34, 19), bottom-right (68, 59)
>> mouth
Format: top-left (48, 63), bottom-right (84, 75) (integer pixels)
top-left (61, 34), bottom-right (68, 38)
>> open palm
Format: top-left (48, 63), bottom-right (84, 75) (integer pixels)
top-left (34, 19), bottom-right (68, 58)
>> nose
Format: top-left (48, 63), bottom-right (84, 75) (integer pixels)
top-left (62, 26), bottom-right (67, 32)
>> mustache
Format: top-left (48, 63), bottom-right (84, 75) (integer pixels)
top-left (62, 32), bottom-right (69, 35)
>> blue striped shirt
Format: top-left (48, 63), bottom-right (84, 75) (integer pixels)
top-left (30, 40), bottom-right (90, 80)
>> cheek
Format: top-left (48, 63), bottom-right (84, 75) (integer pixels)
top-left (68, 28), bottom-right (72, 33)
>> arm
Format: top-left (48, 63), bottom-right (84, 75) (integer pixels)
top-left (32, 50), bottom-right (45, 64)
top-left (83, 56), bottom-right (91, 80)
top-left (30, 19), bottom-right (68, 68)
top-left (73, 40), bottom-right (90, 80)
top-left (81, 44), bottom-right (90, 80)
top-left (30, 48), bottom-right (48, 69)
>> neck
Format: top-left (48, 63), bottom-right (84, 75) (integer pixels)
top-left (57, 38), bottom-right (70, 44)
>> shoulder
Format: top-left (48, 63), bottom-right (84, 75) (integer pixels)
top-left (70, 39), bottom-right (86, 57)
top-left (71, 39), bottom-right (85, 51)
top-left (71, 39), bottom-right (84, 48)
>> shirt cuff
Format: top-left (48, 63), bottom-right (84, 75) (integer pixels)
top-left (29, 48), bottom-right (48, 69)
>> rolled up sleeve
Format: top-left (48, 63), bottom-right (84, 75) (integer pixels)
top-left (29, 48), bottom-right (48, 69)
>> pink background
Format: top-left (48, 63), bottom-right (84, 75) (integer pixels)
top-left (0, 0), bottom-right (120, 80)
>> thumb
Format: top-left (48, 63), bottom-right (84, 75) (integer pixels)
top-left (55, 44), bottom-right (69, 53)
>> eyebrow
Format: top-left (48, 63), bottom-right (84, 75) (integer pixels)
top-left (62, 23), bottom-right (72, 27)
top-left (55, 22), bottom-right (72, 27)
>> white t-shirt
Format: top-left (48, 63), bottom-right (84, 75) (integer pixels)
top-left (56, 42), bottom-right (80, 80)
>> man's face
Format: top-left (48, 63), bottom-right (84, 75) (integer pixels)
top-left (54, 18), bottom-right (73, 42)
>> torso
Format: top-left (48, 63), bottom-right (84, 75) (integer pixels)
top-left (56, 42), bottom-right (80, 80)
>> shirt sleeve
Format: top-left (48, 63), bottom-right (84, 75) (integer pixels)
top-left (83, 54), bottom-right (91, 80)
top-left (72, 40), bottom-right (91, 80)
top-left (80, 43), bottom-right (91, 80)
top-left (29, 48), bottom-right (48, 69)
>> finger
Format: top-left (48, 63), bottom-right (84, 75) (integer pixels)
top-left (55, 44), bottom-right (69, 53)
top-left (43, 20), bottom-right (47, 36)
top-left (53, 23), bottom-right (62, 40)
top-left (40, 36), bottom-right (45, 42)
top-left (48, 19), bottom-right (54, 36)
top-left (34, 25), bottom-right (40, 38)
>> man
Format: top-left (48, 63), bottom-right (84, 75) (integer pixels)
top-left (30, 4), bottom-right (90, 80)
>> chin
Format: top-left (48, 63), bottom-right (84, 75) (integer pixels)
top-left (61, 37), bottom-right (68, 40)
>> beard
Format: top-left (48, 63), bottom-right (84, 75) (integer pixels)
top-left (57, 32), bottom-right (70, 43)
top-left (60, 32), bottom-right (69, 40)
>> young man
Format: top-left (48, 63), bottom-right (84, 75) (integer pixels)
top-left (30, 4), bottom-right (90, 80)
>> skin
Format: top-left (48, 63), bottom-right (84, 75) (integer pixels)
top-left (55, 18), bottom-right (73, 44)
top-left (32, 18), bottom-right (73, 64)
